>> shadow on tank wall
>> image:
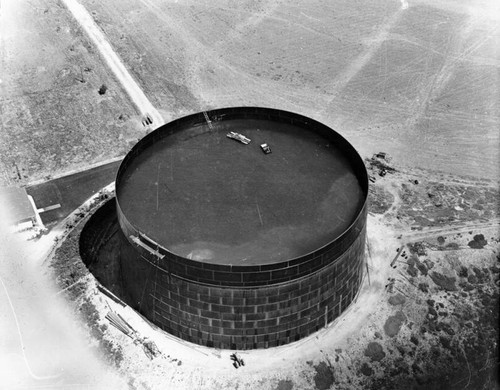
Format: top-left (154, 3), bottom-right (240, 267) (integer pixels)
top-left (79, 196), bottom-right (368, 350)
top-left (79, 198), bottom-right (131, 304)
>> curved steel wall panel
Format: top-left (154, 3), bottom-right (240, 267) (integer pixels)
top-left (118, 215), bottom-right (366, 349)
top-left (115, 107), bottom-right (369, 349)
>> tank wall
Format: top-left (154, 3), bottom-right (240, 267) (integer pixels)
top-left (116, 193), bottom-right (367, 287)
top-left (79, 198), bottom-right (117, 266)
top-left (115, 107), bottom-right (369, 287)
top-left (119, 207), bottom-right (366, 349)
top-left (116, 107), bottom-right (369, 349)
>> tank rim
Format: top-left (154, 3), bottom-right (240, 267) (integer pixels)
top-left (115, 106), bottom-right (369, 272)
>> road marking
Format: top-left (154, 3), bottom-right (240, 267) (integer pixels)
top-left (37, 204), bottom-right (61, 213)
top-left (60, 0), bottom-right (164, 128)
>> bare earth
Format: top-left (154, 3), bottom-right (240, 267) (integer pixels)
top-left (1, 0), bottom-right (499, 389)
top-left (1, 0), bottom-right (499, 185)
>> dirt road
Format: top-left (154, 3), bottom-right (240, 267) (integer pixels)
top-left (60, 0), bottom-right (164, 128)
top-left (400, 219), bottom-right (500, 243)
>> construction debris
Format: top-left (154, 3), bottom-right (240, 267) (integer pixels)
top-left (106, 310), bottom-right (134, 338)
top-left (106, 310), bottom-right (160, 360)
top-left (231, 352), bottom-right (245, 368)
top-left (141, 338), bottom-right (160, 360)
top-left (98, 284), bottom-right (126, 306)
top-left (365, 152), bottom-right (396, 177)
top-left (385, 278), bottom-right (396, 293)
top-left (390, 246), bottom-right (405, 268)
top-left (226, 132), bottom-right (251, 144)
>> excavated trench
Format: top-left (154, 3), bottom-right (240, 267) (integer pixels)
top-left (79, 198), bottom-right (128, 302)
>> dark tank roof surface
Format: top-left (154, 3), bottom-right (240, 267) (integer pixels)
top-left (116, 107), bottom-right (367, 266)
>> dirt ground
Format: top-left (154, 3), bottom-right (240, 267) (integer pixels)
top-left (1, 0), bottom-right (499, 186)
top-left (0, 0), bottom-right (142, 185)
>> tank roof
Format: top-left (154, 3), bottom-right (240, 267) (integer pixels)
top-left (116, 108), bottom-right (367, 265)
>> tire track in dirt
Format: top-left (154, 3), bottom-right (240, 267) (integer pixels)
top-left (135, 0), bottom-right (255, 103)
top-left (400, 219), bottom-right (500, 243)
top-left (135, 0), bottom-right (304, 108)
top-left (220, 0), bottom-right (283, 44)
top-left (60, 0), bottom-right (164, 127)
top-left (133, 0), bottom-right (240, 73)
top-left (397, 11), bottom-right (500, 181)
top-left (320, 8), bottom-right (405, 114)
top-left (117, 1), bottom-right (336, 113)
top-left (403, 12), bottom-right (496, 128)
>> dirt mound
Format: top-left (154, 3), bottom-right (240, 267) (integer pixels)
top-left (383, 311), bottom-right (406, 337)
top-left (313, 362), bottom-right (334, 390)
top-left (364, 342), bottom-right (386, 362)
top-left (368, 185), bottom-right (394, 214)
top-left (429, 272), bottom-right (457, 291)
top-left (468, 234), bottom-right (488, 249)
top-left (275, 379), bottom-right (293, 390)
top-left (388, 293), bottom-right (406, 306)
top-left (360, 362), bottom-right (373, 376)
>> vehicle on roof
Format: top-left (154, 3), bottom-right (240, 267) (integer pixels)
top-left (226, 132), bottom-right (251, 144)
top-left (260, 143), bottom-right (272, 154)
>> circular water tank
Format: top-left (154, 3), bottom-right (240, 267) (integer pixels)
top-left (115, 107), bottom-right (368, 349)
